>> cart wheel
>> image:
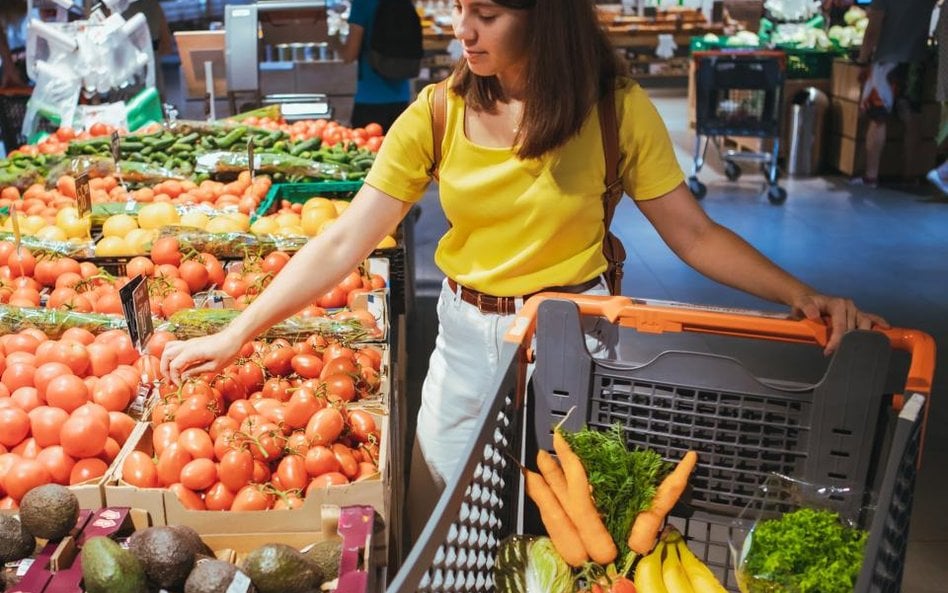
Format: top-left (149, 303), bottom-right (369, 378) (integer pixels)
top-left (767, 185), bottom-right (787, 205)
top-left (688, 176), bottom-right (706, 200)
top-left (724, 160), bottom-right (741, 182)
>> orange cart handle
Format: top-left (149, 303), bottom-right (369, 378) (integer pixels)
top-left (505, 293), bottom-right (936, 396)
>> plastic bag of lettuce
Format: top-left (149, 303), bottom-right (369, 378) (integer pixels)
top-left (729, 473), bottom-right (868, 593)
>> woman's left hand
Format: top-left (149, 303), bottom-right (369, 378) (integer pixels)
top-left (791, 293), bottom-right (889, 355)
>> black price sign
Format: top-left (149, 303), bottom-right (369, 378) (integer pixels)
top-left (120, 275), bottom-right (154, 354)
top-left (247, 137), bottom-right (255, 182)
top-left (76, 171), bottom-right (92, 219)
top-left (110, 130), bottom-right (121, 163)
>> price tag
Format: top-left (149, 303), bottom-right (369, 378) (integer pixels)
top-left (120, 275), bottom-right (154, 354)
top-left (247, 137), bottom-right (255, 182)
top-left (110, 130), bottom-right (121, 163)
top-left (76, 170), bottom-right (93, 219)
top-left (226, 571), bottom-right (253, 593)
top-left (9, 207), bottom-right (21, 251)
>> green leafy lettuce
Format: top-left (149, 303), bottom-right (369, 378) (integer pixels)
top-left (741, 507), bottom-right (868, 593)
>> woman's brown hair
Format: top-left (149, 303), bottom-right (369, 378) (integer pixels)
top-left (450, 0), bottom-right (623, 159)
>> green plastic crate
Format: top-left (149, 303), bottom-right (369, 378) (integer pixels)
top-left (254, 180), bottom-right (364, 220)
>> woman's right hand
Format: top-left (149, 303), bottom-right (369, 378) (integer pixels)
top-left (160, 331), bottom-right (242, 385)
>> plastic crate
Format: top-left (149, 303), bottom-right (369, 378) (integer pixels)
top-left (0, 89), bottom-right (31, 153)
top-left (693, 51), bottom-right (786, 138)
top-left (388, 295), bottom-right (934, 593)
top-left (255, 180), bottom-right (365, 219)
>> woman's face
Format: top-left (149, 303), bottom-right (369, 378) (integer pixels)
top-left (452, 0), bottom-right (532, 81)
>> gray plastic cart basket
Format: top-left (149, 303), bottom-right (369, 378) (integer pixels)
top-left (388, 295), bottom-right (934, 593)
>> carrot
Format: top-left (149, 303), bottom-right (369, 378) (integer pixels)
top-left (536, 449), bottom-right (569, 507)
top-left (627, 450), bottom-right (698, 554)
top-left (552, 430), bottom-right (618, 565)
top-left (522, 468), bottom-right (590, 567)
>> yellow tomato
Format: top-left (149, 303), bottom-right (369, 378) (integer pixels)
top-left (36, 225), bottom-right (68, 242)
top-left (102, 214), bottom-right (139, 238)
top-left (301, 197), bottom-right (334, 215)
top-left (95, 236), bottom-right (132, 256)
top-left (138, 202), bottom-right (180, 230)
top-left (22, 215), bottom-right (46, 235)
top-left (180, 210), bottom-right (209, 230)
top-left (274, 212), bottom-right (301, 229)
top-left (376, 234), bottom-right (397, 249)
top-left (332, 200), bottom-right (350, 215)
top-left (274, 224), bottom-right (305, 237)
top-left (222, 212), bottom-right (250, 232)
top-left (206, 216), bottom-right (243, 234)
top-left (250, 217), bottom-right (279, 236)
top-left (124, 228), bottom-right (155, 254)
top-left (57, 214), bottom-right (91, 239)
top-left (301, 208), bottom-right (336, 236)
top-left (55, 206), bottom-right (80, 227)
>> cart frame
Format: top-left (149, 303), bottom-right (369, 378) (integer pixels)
top-left (388, 295), bottom-right (934, 593)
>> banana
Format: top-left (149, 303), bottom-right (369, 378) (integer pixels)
top-left (634, 540), bottom-right (669, 593)
top-left (675, 539), bottom-right (729, 593)
top-left (662, 537), bottom-right (696, 593)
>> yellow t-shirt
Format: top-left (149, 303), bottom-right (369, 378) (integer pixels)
top-left (365, 78), bottom-right (684, 296)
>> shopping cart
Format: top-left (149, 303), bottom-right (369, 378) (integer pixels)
top-left (690, 51), bottom-right (788, 204)
top-left (387, 295), bottom-right (934, 593)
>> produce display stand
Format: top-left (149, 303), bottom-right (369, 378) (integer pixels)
top-left (387, 295), bottom-right (934, 593)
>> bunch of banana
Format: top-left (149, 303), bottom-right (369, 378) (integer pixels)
top-left (633, 528), bottom-right (728, 593)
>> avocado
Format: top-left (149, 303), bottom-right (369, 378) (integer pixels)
top-left (0, 515), bottom-right (35, 563)
top-left (241, 543), bottom-right (324, 593)
top-left (304, 539), bottom-right (342, 581)
top-left (185, 558), bottom-right (256, 593)
top-left (81, 536), bottom-right (147, 593)
top-left (128, 526), bottom-right (197, 589)
top-left (19, 484), bottom-right (80, 541)
top-left (168, 524), bottom-right (214, 558)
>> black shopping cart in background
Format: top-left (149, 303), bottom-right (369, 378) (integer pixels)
top-left (690, 51), bottom-right (787, 204)
top-left (0, 88), bottom-right (31, 155)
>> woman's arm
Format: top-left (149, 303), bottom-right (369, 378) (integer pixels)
top-left (161, 184), bottom-right (412, 382)
top-left (636, 183), bottom-right (886, 352)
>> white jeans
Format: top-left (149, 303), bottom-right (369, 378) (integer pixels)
top-left (415, 277), bottom-right (617, 487)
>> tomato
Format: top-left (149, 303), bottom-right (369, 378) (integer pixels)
top-left (263, 347), bottom-right (294, 377)
top-left (89, 122), bottom-right (110, 136)
top-left (305, 407), bottom-right (345, 446)
top-left (323, 343), bottom-right (355, 364)
top-left (261, 251), bottom-right (291, 275)
top-left (91, 374), bottom-right (133, 412)
top-left (177, 427), bottom-right (215, 459)
top-left (273, 493), bottom-right (304, 510)
top-left (347, 409), bottom-right (378, 444)
top-left (609, 577), bottom-right (637, 593)
top-left (212, 373), bottom-right (247, 406)
top-left (251, 426), bottom-right (285, 462)
top-left (290, 354), bottom-right (323, 379)
top-left (218, 448), bottom-right (254, 493)
top-left (226, 399), bottom-right (256, 424)
top-left (86, 342), bottom-right (118, 377)
top-left (324, 373), bottom-right (357, 403)
top-left (36, 446), bottom-right (75, 485)
top-left (156, 443), bottom-right (193, 487)
top-left (5, 333), bottom-right (41, 355)
top-left (284, 386), bottom-right (324, 430)
top-left (304, 445), bottom-right (341, 478)
top-left (204, 482), bottom-right (235, 511)
top-left (178, 260), bottom-right (209, 293)
top-left (0, 406), bottom-right (28, 451)
top-left (4, 459), bottom-right (51, 500)
top-left (307, 472), bottom-right (349, 493)
top-left (316, 286), bottom-right (347, 309)
top-left (168, 483), bottom-right (206, 510)
top-left (125, 256), bottom-right (155, 279)
top-left (237, 362), bottom-right (265, 393)
top-left (179, 458), bottom-right (217, 491)
top-left (7, 248), bottom-right (36, 278)
top-left (275, 454), bottom-right (309, 492)
top-left (232, 485), bottom-right (273, 511)
top-left (150, 237), bottom-right (182, 266)
top-left (201, 253), bottom-right (226, 287)
top-left (221, 275), bottom-right (248, 298)
top-left (364, 123), bottom-right (383, 137)
top-left (60, 413), bottom-right (108, 458)
top-left (29, 406), bottom-right (68, 447)
top-left (174, 394), bottom-right (216, 430)
top-left (260, 377), bottom-right (291, 402)
top-left (161, 292), bottom-right (195, 318)
top-left (61, 327), bottom-right (96, 346)
top-left (208, 415), bottom-right (239, 442)
top-left (147, 424), bottom-right (178, 459)
top-left (212, 429), bottom-right (239, 461)
top-left (10, 386), bottom-right (41, 412)
top-left (45, 374), bottom-right (89, 413)
top-left (97, 437), bottom-right (121, 464)
top-left (108, 411), bottom-right (137, 445)
top-left (119, 450), bottom-right (157, 488)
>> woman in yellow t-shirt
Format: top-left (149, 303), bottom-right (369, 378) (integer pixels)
top-left (162, 0), bottom-right (885, 486)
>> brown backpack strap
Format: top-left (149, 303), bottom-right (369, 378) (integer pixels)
top-left (598, 86), bottom-right (626, 295)
top-left (430, 79), bottom-right (449, 180)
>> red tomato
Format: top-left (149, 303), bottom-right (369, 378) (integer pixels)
top-left (161, 292), bottom-right (195, 318)
top-left (347, 409), bottom-right (378, 443)
top-left (237, 362), bottom-right (265, 393)
top-left (275, 454), bottom-right (309, 491)
top-left (10, 387), bottom-right (41, 412)
top-left (324, 373), bottom-right (357, 403)
top-left (284, 386), bottom-right (325, 430)
top-left (121, 450), bottom-right (158, 488)
top-left (156, 443), bottom-right (193, 487)
top-left (29, 406), bottom-right (69, 447)
top-left (150, 237), bottom-right (182, 266)
top-left (86, 342), bottom-right (118, 377)
top-left (204, 482), bottom-right (235, 511)
top-left (290, 354), bottom-right (323, 379)
top-left (91, 374), bottom-right (133, 412)
top-left (178, 260), bottom-right (209, 293)
top-left (60, 413), bottom-right (108, 458)
top-left (152, 422), bottom-right (180, 457)
top-left (304, 445), bottom-right (341, 477)
top-left (0, 407), bottom-right (30, 447)
top-left (36, 446), bottom-right (75, 485)
top-left (4, 459), bottom-right (51, 500)
top-left (231, 485), bottom-right (272, 511)
top-left (108, 411), bottom-right (137, 445)
top-left (168, 483), bottom-right (206, 510)
top-left (263, 347), bottom-right (294, 377)
top-left (305, 407), bottom-right (345, 446)
top-left (332, 443), bottom-right (359, 479)
top-left (218, 448), bottom-right (254, 493)
top-left (177, 427), bottom-right (214, 459)
top-left (307, 472), bottom-right (349, 492)
top-left (45, 374), bottom-right (90, 413)
top-left (179, 458), bottom-right (217, 491)
top-left (261, 251), bottom-right (291, 275)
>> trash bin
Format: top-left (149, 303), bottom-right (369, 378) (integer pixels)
top-left (787, 87), bottom-right (829, 176)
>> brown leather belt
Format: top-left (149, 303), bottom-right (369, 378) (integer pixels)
top-left (446, 277), bottom-right (602, 315)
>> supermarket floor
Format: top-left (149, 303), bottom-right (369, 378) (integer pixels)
top-left (404, 88), bottom-right (948, 592)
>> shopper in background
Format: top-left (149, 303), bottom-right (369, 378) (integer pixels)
top-left (121, 0), bottom-right (172, 100)
top-left (0, 0), bottom-right (28, 88)
top-left (333, 0), bottom-right (414, 132)
top-left (162, 0), bottom-right (887, 493)
top-left (926, 1), bottom-right (948, 194)
top-left (853, 0), bottom-right (936, 188)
